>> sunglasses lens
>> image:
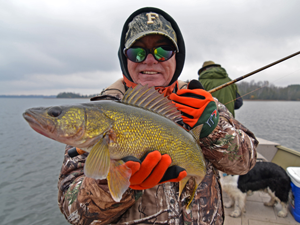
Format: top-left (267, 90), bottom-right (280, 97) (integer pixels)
top-left (126, 48), bottom-right (146, 62)
top-left (154, 46), bottom-right (174, 61)
top-left (125, 46), bottom-right (175, 62)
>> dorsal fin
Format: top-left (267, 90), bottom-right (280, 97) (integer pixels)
top-left (189, 124), bottom-right (203, 142)
top-left (122, 84), bottom-right (182, 123)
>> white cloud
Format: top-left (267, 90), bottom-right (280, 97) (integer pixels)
top-left (1, 70), bottom-right (121, 95)
top-left (1, 0), bottom-right (300, 95)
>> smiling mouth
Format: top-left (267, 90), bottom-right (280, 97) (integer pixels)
top-left (141, 71), bottom-right (159, 74)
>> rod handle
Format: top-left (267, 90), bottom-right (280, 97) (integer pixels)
top-left (68, 147), bottom-right (86, 158)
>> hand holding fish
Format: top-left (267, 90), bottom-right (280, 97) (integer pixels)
top-left (67, 147), bottom-right (187, 190)
top-left (123, 151), bottom-right (187, 190)
top-left (169, 79), bottom-right (219, 138)
top-left (23, 84), bottom-right (206, 209)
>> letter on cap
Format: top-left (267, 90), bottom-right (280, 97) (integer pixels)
top-left (146, 13), bottom-right (159, 24)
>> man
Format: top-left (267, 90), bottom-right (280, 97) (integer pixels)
top-left (58, 7), bottom-right (257, 224)
top-left (198, 61), bottom-right (243, 117)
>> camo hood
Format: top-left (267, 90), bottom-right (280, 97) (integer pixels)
top-left (118, 7), bottom-right (185, 87)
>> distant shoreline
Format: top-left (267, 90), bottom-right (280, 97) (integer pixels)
top-left (1, 95), bottom-right (299, 101)
top-left (0, 95), bottom-right (56, 98)
top-left (0, 96), bottom-right (90, 99)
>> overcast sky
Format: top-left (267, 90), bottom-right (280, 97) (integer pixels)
top-left (1, 0), bottom-right (300, 95)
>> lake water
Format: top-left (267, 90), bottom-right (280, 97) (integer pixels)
top-left (235, 101), bottom-right (300, 151)
top-left (0, 98), bottom-right (299, 225)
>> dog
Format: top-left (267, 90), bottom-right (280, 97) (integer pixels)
top-left (220, 161), bottom-right (291, 218)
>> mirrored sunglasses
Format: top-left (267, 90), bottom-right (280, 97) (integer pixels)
top-left (123, 46), bottom-right (176, 63)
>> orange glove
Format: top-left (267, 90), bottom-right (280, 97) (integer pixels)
top-left (68, 148), bottom-right (187, 190)
top-left (169, 80), bottom-right (219, 138)
top-left (122, 151), bottom-right (187, 190)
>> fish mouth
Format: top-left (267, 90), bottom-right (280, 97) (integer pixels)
top-left (23, 110), bottom-right (55, 139)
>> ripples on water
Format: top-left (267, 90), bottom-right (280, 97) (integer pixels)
top-left (0, 98), bottom-right (89, 225)
top-left (0, 98), bottom-right (299, 225)
top-left (235, 101), bottom-right (300, 151)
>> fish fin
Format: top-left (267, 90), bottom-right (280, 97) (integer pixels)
top-left (189, 124), bottom-right (203, 142)
top-left (185, 176), bottom-right (205, 211)
top-left (107, 160), bottom-right (131, 202)
top-left (84, 137), bottom-right (110, 179)
top-left (185, 177), bottom-right (197, 210)
top-left (179, 176), bottom-right (190, 199)
top-left (122, 84), bottom-right (182, 123)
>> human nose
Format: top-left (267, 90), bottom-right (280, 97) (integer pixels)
top-left (143, 53), bottom-right (158, 64)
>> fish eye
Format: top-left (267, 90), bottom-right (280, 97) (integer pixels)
top-left (48, 106), bottom-right (62, 117)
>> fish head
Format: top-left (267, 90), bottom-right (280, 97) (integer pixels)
top-left (23, 103), bottom-right (112, 148)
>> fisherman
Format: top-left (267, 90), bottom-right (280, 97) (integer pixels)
top-left (58, 7), bottom-right (258, 224)
top-left (198, 61), bottom-right (243, 117)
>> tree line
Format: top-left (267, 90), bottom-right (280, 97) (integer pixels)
top-left (56, 81), bottom-right (300, 101)
top-left (237, 80), bottom-right (300, 100)
top-left (56, 92), bottom-right (98, 98)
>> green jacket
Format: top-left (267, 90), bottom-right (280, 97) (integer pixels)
top-left (199, 67), bottom-right (239, 117)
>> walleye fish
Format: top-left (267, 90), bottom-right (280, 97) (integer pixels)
top-left (23, 84), bottom-right (206, 208)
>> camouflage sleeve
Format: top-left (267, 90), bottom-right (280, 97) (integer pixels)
top-left (200, 99), bottom-right (258, 175)
top-left (57, 145), bottom-right (137, 224)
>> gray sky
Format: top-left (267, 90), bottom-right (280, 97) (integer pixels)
top-left (1, 0), bottom-right (300, 95)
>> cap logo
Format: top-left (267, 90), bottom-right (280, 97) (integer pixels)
top-left (146, 12), bottom-right (159, 24)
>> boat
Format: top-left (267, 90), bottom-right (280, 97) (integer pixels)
top-left (223, 137), bottom-right (300, 225)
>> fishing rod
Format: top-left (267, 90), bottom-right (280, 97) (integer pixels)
top-left (209, 50), bottom-right (300, 93)
top-left (68, 51), bottom-right (300, 158)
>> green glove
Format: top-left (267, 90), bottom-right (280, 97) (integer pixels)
top-left (170, 80), bottom-right (219, 138)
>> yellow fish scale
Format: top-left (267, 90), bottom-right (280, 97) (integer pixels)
top-left (99, 101), bottom-right (205, 176)
top-left (56, 107), bottom-right (85, 137)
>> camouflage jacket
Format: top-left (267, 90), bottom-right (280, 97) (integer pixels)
top-left (58, 79), bottom-right (258, 225)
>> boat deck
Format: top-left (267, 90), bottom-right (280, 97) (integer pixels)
top-left (223, 191), bottom-right (299, 225)
top-left (222, 138), bottom-right (300, 224)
